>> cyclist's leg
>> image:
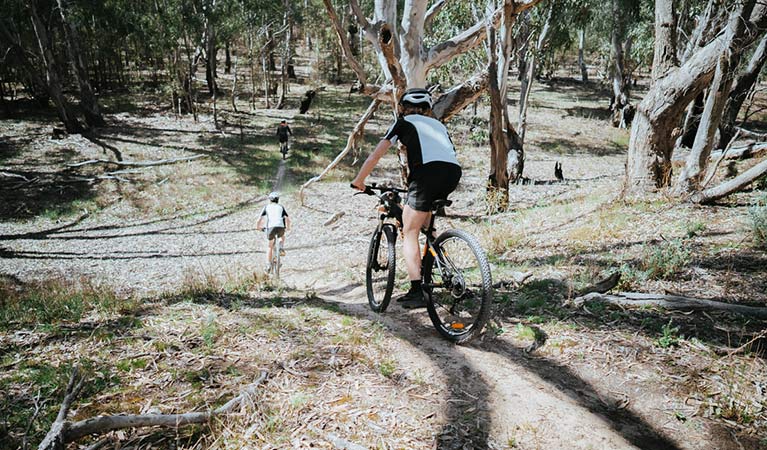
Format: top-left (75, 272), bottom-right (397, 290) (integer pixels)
top-left (277, 227), bottom-right (286, 255)
top-left (266, 237), bottom-right (275, 266)
top-left (402, 205), bottom-right (431, 281)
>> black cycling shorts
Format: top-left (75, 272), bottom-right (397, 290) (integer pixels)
top-left (406, 162), bottom-right (462, 212)
top-left (267, 226), bottom-right (285, 240)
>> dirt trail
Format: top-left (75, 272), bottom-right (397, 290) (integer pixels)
top-left (1, 116), bottom-right (758, 449)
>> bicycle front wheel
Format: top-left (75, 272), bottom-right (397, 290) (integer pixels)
top-left (366, 224), bottom-right (397, 312)
top-left (423, 229), bottom-right (493, 344)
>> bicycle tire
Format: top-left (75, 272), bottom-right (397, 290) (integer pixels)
top-left (422, 229), bottom-right (493, 344)
top-left (273, 240), bottom-right (281, 280)
top-left (366, 224), bottom-right (397, 312)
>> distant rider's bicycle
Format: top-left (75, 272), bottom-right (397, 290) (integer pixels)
top-left (262, 229), bottom-right (282, 281)
top-left (356, 183), bottom-right (493, 344)
top-left (280, 141), bottom-right (289, 160)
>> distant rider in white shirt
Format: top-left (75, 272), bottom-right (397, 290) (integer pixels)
top-left (256, 192), bottom-right (291, 270)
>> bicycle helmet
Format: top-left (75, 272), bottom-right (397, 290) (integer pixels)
top-left (399, 88), bottom-right (432, 108)
top-left (268, 191), bottom-right (280, 202)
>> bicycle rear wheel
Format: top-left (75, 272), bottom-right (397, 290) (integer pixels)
top-left (366, 224), bottom-right (397, 312)
top-left (422, 229), bottom-right (493, 344)
top-left (273, 241), bottom-right (281, 280)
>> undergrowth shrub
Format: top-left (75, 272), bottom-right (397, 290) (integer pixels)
top-left (642, 238), bottom-right (692, 280)
top-left (0, 278), bottom-right (128, 330)
top-left (749, 194), bottom-right (767, 248)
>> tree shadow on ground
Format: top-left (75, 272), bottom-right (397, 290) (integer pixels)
top-left (535, 137), bottom-right (626, 157)
top-left (491, 278), bottom-right (765, 448)
top-left (510, 276), bottom-right (764, 348)
top-left (0, 195), bottom-right (264, 242)
top-left (0, 170), bottom-right (97, 221)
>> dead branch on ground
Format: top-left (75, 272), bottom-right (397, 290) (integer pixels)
top-left (67, 154), bottom-right (206, 168)
top-left (575, 271), bottom-right (622, 297)
top-left (570, 292), bottom-right (767, 319)
top-left (38, 369), bottom-right (268, 450)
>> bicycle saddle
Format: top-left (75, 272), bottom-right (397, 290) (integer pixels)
top-left (432, 199), bottom-right (452, 209)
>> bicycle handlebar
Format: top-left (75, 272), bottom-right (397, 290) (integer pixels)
top-left (351, 182), bottom-right (406, 197)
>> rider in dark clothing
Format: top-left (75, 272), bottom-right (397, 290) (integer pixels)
top-left (276, 120), bottom-right (292, 143)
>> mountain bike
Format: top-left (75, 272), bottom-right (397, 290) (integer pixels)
top-left (356, 183), bottom-right (493, 343)
top-left (280, 141), bottom-right (289, 160)
top-left (262, 229), bottom-right (282, 281)
top-left (269, 238), bottom-right (282, 280)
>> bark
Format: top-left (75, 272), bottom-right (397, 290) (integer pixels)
top-left (224, 40), bottom-right (231, 74)
top-left (519, 5), bottom-right (551, 143)
top-left (425, 0), bottom-right (542, 74)
top-left (652, 0), bottom-right (678, 81)
top-left (680, 0), bottom-right (715, 64)
top-left (322, 0), bottom-right (369, 90)
top-left (277, 0), bottom-right (292, 109)
top-left (400, 0), bottom-right (429, 87)
top-left (231, 51), bottom-right (238, 112)
top-left (29, 3), bottom-right (83, 134)
top-left (720, 34), bottom-right (767, 147)
top-left (487, 24), bottom-right (509, 210)
top-left (679, 92), bottom-right (704, 148)
top-left (694, 157), bottom-right (767, 204)
top-left (674, 53), bottom-right (733, 193)
top-left (578, 29), bottom-right (588, 82)
top-left (673, 142), bottom-right (767, 166)
top-left (56, 0), bottom-right (105, 128)
top-left (205, 9), bottom-right (218, 97)
top-left (378, 23), bottom-right (406, 101)
top-left (625, 3), bottom-right (767, 195)
top-left (675, 1), bottom-right (755, 194)
top-left (431, 72), bottom-right (488, 122)
top-left (572, 292), bottom-right (767, 319)
top-left (609, 0), bottom-right (631, 128)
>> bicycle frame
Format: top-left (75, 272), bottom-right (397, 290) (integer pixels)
top-left (357, 184), bottom-right (458, 295)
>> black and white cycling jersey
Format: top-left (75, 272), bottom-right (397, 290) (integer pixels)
top-left (384, 114), bottom-right (460, 178)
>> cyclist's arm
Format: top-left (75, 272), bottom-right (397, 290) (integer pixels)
top-left (285, 215), bottom-right (291, 231)
top-left (351, 138), bottom-right (392, 190)
top-left (256, 216), bottom-right (265, 230)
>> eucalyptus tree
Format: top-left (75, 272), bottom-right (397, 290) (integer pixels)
top-left (301, 0), bottom-right (543, 200)
top-left (626, 0), bottom-right (767, 202)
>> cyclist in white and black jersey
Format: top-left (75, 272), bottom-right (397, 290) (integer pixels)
top-left (351, 88), bottom-right (462, 309)
top-left (256, 192), bottom-right (291, 270)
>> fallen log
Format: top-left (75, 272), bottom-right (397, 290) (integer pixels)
top-left (67, 154), bottom-right (206, 168)
top-left (38, 369), bottom-right (268, 450)
top-left (571, 292), bottom-right (767, 319)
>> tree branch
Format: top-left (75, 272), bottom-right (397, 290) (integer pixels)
top-left (321, 0), bottom-right (368, 88)
top-left (424, 0), bottom-right (448, 30)
top-left (348, 0), bottom-right (371, 30)
top-left (425, 0), bottom-right (542, 72)
top-left (694, 156), bottom-right (767, 203)
top-left (299, 99), bottom-right (382, 204)
top-left (571, 292), bottom-right (767, 319)
top-left (67, 154), bottom-right (207, 168)
top-left (432, 72), bottom-right (489, 122)
top-left (379, 23), bottom-right (406, 98)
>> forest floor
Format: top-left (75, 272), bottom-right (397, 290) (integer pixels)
top-left (1, 73), bottom-right (766, 450)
